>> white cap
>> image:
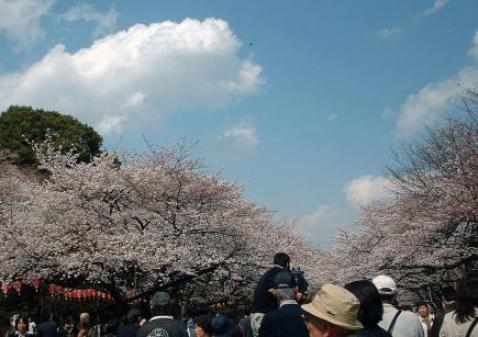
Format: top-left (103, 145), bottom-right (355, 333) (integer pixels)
top-left (372, 275), bottom-right (397, 295)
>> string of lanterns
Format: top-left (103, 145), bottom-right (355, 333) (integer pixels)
top-left (1, 278), bottom-right (115, 303)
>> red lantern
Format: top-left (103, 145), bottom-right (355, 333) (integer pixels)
top-left (33, 277), bottom-right (41, 292)
top-left (2, 282), bottom-right (10, 297)
top-left (91, 289), bottom-right (97, 300)
top-left (13, 280), bottom-right (23, 295)
top-left (48, 284), bottom-right (56, 297)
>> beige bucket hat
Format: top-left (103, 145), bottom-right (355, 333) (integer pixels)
top-left (301, 283), bottom-right (363, 330)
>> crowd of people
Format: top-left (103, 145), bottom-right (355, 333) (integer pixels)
top-left (3, 253), bottom-right (477, 337)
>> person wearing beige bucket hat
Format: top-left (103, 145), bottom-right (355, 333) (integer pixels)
top-left (302, 284), bottom-right (363, 337)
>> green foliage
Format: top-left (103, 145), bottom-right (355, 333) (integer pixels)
top-left (0, 106), bottom-right (102, 166)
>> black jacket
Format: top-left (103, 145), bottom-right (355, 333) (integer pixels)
top-left (136, 317), bottom-right (186, 337)
top-left (356, 326), bottom-right (392, 337)
top-left (258, 304), bottom-right (308, 337)
top-left (251, 266), bottom-right (286, 314)
top-left (38, 322), bottom-right (58, 337)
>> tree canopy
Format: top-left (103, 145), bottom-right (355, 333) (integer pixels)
top-left (0, 143), bottom-right (319, 302)
top-left (317, 92), bottom-right (478, 293)
top-left (0, 105), bottom-right (102, 166)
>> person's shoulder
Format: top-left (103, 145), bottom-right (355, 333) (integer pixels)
top-left (400, 310), bottom-right (420, 320)
top-left (262, 266), bottom-right (282, 278)
top-left (441, 311), bottom-right (455, 324)
top-left (278, 304), bottom-right (302, 315)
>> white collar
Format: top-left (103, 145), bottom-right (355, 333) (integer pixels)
top-left (150, 316), bottom-right (173, 321)
top-left (280, 300), bottom-right (298, 307)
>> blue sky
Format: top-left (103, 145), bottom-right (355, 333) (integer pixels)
top-left (1, 0), bottom-right (477, 247)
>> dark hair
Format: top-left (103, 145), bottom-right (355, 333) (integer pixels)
top-left (14, 316), bottom-right (28, 331)
top-left (195, 315), bottom-right (213, 336)
top-left (344, 280), bottom-right (383, 327)
top-left (273, 253), bottom-right (290, 267)
top-left (455, 275), bottom-right (478, 324)
top-left (417, 301), bottom-right (429, 309)
top-left (442, 286), bottom-right (457, 302)
top-left (151, 305), bottom-right (170, 316)
top-left (185, 302), bottom-right (210, 319)
top-left (379, 293), bottom-right (395, 304)
top-left (126, 309), bottom-right (141, 323)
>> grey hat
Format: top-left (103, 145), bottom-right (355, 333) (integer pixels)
top-left (273, 271), bottom-right (295, 289)
top-left (150, 292), bottom-right (170, 307)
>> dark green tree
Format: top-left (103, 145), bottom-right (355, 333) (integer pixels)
top-left (0, 105), bottom-right (102, 166)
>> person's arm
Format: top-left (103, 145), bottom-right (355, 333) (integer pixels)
top-left (415, 316), bottom-right (425, 337)
top-left (258, 315), bottom-right (271, 337)
top-left (438, 315), bottom-right (448, 337)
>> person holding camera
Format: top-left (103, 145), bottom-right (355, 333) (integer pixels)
top-left (250, 253), bottom-right (308, 337)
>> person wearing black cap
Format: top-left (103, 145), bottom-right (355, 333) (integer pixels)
top-left (136, 292), bottom-right (187, 337)
top-left (257, 271), bottom-right (308, 337)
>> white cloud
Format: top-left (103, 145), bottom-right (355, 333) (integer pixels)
top-left (219, 123), bottom-right (259, 150)
top-left (469, 31), bottom-right (478, 60)
top-left (424, 0), bottom-right (450, 15)
top-left (0, 18), bottom-right (264, 134)
top-left (0, 0), bottom-right (55, 49)
top-left (296, 204), bottom-right (356, 248)
top-left (376, 27), bottom-right (402, 39)
top-left (396, 66), bottom-right (478, 137)
top-left (344, 175), bottom-right (392, 207)
top-left (58, 3), bottom-right (118, 37)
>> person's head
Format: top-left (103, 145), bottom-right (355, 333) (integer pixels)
top-left (441, 286), bottom-right (457, 304)
top-left (79, 313), bottom-right (90, 329)
top-left (186, 301), bottom-right (210, 319)
top-left (417, 302), bottom-right (430, 317)
top-left (371, 275), bottom-right (397, 304)
top-left (211, 314), bottom-right (234, 337)
top-left (455, 274), bottom-right (478, 324)
top-left (302, 284), bottom-right (362, 337)
top-left (15, 316), bottom-right (28, 334)
top-left (10, 314), bottom-right (20, 327)
top-left (194, 315), bottom-right (213, 337)
top-left (272, 270), bottom-right (297, 303)
top-left (273, 253), bottom-right (290, 270)
top-left (150, 292), bottom-right (171, 316)
top-left (126, 309), bottom-right (141, 324)
top-left (344, 280), bottom-right (383, 328)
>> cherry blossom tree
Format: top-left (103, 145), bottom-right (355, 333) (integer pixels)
top-left (0, 143), bottom-right (319, 302)
top-left (319, 92), bottom-right (478, 291)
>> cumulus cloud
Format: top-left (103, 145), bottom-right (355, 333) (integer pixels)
top-left (344, 175), bottom-right (392, 207)
top-left (218, 123), bottom-right (259, 152)
top-left (0, 18), bottom-right (264, 134)
top-left (58, 3), bottom-right (118, 37)
top-left (0, 0), bottom-right (55, 49)
top-left (469, 31), bottom-right (478, 60)
top-left (296, 204), bottom-right (356, 248)
top-left (424, 0), bottom-right (450, 15)
top-left (396, 66), bottom-right (478, 137)
top-left (376, 27), bottom-right (402, 39)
